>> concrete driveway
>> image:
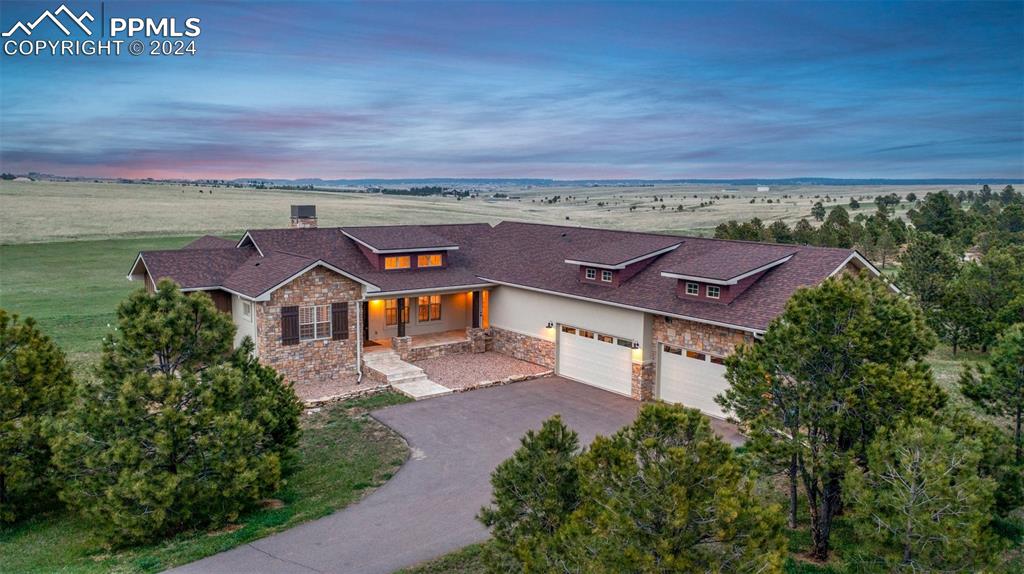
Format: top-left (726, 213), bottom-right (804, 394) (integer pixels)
top-left (167, 377), bottom-right (743, 574)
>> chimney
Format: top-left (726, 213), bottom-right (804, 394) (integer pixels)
top-left (290, 205), bottom-right (317, 229)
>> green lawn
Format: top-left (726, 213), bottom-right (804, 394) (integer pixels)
top-left (0, 236), bottom-right (206, 370)
top-left (0, 392), bottom-right (412, 574)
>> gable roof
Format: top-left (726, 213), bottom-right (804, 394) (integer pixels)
top-left (565, 235), bottom-right (682, 268)
top-left (131, 221), bottom-right (869, 331)
top-left (340, 225), bottom-right (459, 253)
top-left (660, 241), bottom-right (797, 283)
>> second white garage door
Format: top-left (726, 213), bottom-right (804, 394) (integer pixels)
top-left (557, 325), bottom-right (633, 396)
top-left (658, 344), bottom-right (729, 419)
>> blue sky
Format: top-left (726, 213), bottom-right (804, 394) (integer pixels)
top-left (1, 1), bottom-right (1022, 179)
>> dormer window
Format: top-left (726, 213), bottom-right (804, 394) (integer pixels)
top-left (417, 253), bottom-right (443, 268)
top-left (706, 285), bottom-right (721, 299)
top-left (585, 268), bottom-right (597, 280)
top-left (601, 270), bottom-right (614, 283)
top-left (685, 282), bottom-right (699, 296)
top-left (384, 256), bottom-right (411, 270)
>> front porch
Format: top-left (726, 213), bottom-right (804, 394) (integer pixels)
top-left (363, 289), bottom-right (490, 362)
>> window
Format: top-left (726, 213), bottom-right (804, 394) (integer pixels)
top-left (417, 253), bottom-right (443, 268)
top-left (385, 299), bottom-right (409, 326)
top-left (242, 300), bottom-right (252, 319)
top-left (665, 345), bottom-right (683, 355)
top-left (578, 329), bottom-right (595, 339)
top-left (561, 326), bottom-right (577, 334)
top-left (601, 270), bottom-right (614, 282)
top-left (299, 304), bottom-right (331, 340)
top-left (706, 285), bottom-right (721, 299)
top-left (686, 350), bottom-right (707, 361)
top-left (710, 356), bottom-right (726, 365)
top-left (384, 256), bottom-right (411, 270)
top-left (417, 295), bottom-right (441, 321)
top-left (685, 282), bottom-right (699, 296)
top-left (597, 334), bottom-right (614, 343)
top-left (585, 268), bottom-right (597, 280)
top-left (616, 338), bottom-right (633, 348)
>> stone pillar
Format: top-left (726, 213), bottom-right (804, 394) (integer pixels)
top-left (631, 362), bottom-right (655, 401)
top-left (392, 336), bottom-right (412, 360)
top-left (467, 327), bottom-right (486, 353)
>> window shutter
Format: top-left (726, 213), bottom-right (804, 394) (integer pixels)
top-left (332, 302), bottom-right (349, 340)
top-left (281, 306), bottom-right (299, 345)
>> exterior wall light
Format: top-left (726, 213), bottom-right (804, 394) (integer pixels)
top-left (546, 321), bottom-right (555, 329)
top-left (631, 341), bottom-right (640, 349)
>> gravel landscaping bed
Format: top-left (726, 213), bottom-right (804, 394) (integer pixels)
top-left (413, 351), bottom-right (551, 391)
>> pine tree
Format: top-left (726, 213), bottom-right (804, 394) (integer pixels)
top-left (559, 403), bottom-right (786, 573)
top-left (49, 281), bottom-right (302, 544)
top-left (720, 274), bottom-right (943, 561)
top-left (0, 310), bottom-right (74, 522)
top-left (843, 418), bottom-right (1001, 573)
top-left (477, 415), bottom-right (581, 572)
top-left (961, 324), bottom-right (1024, 462)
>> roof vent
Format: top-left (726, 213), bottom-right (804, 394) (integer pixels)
top-left (290, 205), bottom-right (317, 229)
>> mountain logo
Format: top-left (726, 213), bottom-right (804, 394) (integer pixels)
top-left (2, 4), bottom-right (95, 37)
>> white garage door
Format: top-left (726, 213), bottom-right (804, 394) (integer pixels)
top-left (658, 344), bottom-right (729, 418)
top-left (557, 325), bottom-right (633, 396)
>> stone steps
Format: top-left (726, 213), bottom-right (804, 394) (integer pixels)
top-left (362, 350), bottom-right (452, 400)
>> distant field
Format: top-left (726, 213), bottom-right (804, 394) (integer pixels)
top-left (0, 180), bottom-right (951, 244)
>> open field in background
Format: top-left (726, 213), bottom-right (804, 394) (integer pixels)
top-left (0, 180), bottom-right (963, 244)
top-left (0, 235), bottom-right (202, 370)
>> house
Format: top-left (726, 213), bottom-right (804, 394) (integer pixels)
top-left (127, 205), bottom-right (879, 418)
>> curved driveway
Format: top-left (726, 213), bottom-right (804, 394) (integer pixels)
top-left (167, 377), bottom-right (742, 574)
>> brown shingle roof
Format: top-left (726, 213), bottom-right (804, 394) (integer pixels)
top-left (661, 241), bottom-right (797, 281)
top-left (340, 225), bottom-right (459, 252)
top-left (134, 221), bottom-right (861, 330)
top-left (474, 222), bottom-right (854, 331)
top-left (566, 235), bottom-right (682, 267)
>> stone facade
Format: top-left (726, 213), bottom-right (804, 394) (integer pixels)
top-left (255, 266), bottom-right (361, 389)
top-left (651, 315), bottom-right (754, 357)
top-left (391, 335), bottom-right (412, 359)
top-left (405, 340), bottom-right (471, 361)
top-left (491, 326), bottom-right (555, 368)
top-left (631, 362), bottom-right (655, 401)
top-left (467, 327), bottom-right (487, 353)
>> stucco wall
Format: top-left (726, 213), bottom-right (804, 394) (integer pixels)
top-left (366, 292), bottom-right (472, 340)
top-left (231, 294), bottom-right (258, 352)
top-left (489, 285), bottom-right (648, 347)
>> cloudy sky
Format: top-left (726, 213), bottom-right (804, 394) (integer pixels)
top-left (1, 1), bottom-right (1022, 179)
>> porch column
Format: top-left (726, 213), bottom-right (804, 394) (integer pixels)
top-left (471, 290), bottom-right (481, 329)
top-left (396, 297), bottom-right (406, 337)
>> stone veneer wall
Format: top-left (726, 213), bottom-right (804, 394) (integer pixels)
top-left (406, 340), bottom-right (471, 361)
top-left (255, 266), bottom-right (361, 388)
top-left (631, 362), bottom-right (655, 401)
top-left (652, 315), bottom-right (754, 358)
top-left (491, 326), bottom-right (555, 368)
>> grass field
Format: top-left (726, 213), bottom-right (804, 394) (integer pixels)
top-left (0, 235), bottom-right (204, 369)
top-left (0, 392), bottom-right (412, 574)
top-left (0, 180), bottom-right (944, 245)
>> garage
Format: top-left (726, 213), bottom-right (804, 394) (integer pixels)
top-left (557, 325), bottom-right (633, 396)
top-left (657, 344), bottom-right (729, 418)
